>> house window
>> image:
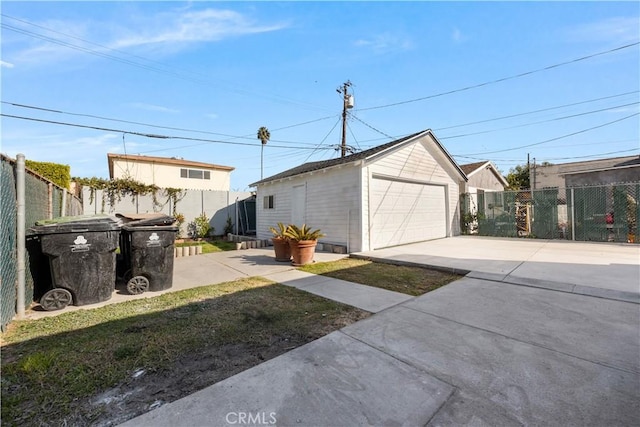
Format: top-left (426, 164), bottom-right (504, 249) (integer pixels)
top-left (180, 168), bottom-right (211, 180)
top-left (263, 195), bottom-right (275, 209)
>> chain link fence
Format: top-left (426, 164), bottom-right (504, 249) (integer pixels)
top-left (1, 155), bottom-right (84, 329)
top-left (461, 182), bottom-right (639, 244)
top-left (1, 158), bottom-right (18, 330)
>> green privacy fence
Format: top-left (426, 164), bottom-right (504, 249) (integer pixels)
top-left (0, 155), bottom-right (84, 330)
top-left (462, 182), bottom-right (639, 244)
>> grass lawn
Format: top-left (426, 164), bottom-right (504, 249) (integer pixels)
top-left (299, 258), bottom-right (462, 296)
top-left (1, 278), bottom-right (369, 426)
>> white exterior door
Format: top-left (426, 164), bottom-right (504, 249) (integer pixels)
top-left (371, 177), bottom-right (447, 249)
top-left (291, 184), bottom-right (306, 225)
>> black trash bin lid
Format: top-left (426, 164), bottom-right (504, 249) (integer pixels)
top-left (31, 215), bottom-right (121, 235)
top-left (116, 213), bottom-right (176, 227)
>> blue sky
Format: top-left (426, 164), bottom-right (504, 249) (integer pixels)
top-left (1, 1), bottom-right (638, 190)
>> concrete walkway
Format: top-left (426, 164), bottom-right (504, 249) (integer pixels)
top-left (120, 237), bottom-right (640, 427)
top-left (25, 247), bottom-right (405, 319)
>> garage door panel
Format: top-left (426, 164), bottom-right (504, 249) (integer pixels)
top-left (371, 178), bottom-right (446, 249)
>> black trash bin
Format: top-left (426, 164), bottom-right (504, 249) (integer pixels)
top-left (31, 216), bottom-right (120, 311)
top-left (118, 216), bottom-right (178, 295)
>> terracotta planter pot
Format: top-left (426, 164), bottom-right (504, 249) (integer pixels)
top-left (289, 240), bottom-right (317, 266)
top-left (272, 237), bottom-right (291, 262)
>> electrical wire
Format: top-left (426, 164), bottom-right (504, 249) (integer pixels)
top-left (435, 91), bottom-right (639, 131)
top-left (0, 100), bottom-right (333, 146)
top-left (439, 101), bottom-right (639, 140)
top-left (348, 112), bottom-right (394, 140)
top-left (1, 15), bottom-right (333, 112)
top-left (455, 148), bottom-right (639, 163)
top-left (0, 113), bottom-right (337, 150)
top-left (458, 112), bottom-right (640, 156)
top-left (303, 116), bottom-right (342, 162)
top-left (356, 42), bottom-right (639, 111)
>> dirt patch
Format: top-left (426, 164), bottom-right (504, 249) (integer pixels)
top-left (86, 341), bottom-right (308, 426)
top-left (1, 279), bottom-right (369, 426)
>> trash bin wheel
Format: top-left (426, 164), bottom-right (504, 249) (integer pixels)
top-left (127, 276), bottom-right (149, 295)
top-left (40, 288), bottom-right (73, 311)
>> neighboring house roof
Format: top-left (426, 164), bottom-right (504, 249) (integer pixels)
top-left (251, 129), bottom-right (467, 186)
top-left (560, 155), bottom-right (640, 175)
top-left (460, 160), bottom-right (508, 187)
top-left (107, 153), bottom-right (234, 178)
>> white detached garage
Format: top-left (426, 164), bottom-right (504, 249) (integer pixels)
top-left (251, 129), bottom-right (467, 252)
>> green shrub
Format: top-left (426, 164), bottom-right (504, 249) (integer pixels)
top-left (25, 160), bottom-right (71, 189)
top-left (189, 213), bottom-right (212, 238)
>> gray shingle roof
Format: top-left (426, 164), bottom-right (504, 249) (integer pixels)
top-left (459, 161), bottom-right (489, 175)
top-left (251, 129), bottom-right (465, 186)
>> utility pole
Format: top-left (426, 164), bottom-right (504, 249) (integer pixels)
top-left (336, 80), bottom-right (353, 157)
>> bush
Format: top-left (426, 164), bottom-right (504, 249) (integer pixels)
top-left (189, 214), bottom-right (211, 239)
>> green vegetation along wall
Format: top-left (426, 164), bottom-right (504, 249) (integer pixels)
top-left (25, 160), bottom-right (71, 190)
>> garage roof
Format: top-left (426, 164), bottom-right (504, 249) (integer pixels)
top-left (251, 129), bottom-right (466, 186)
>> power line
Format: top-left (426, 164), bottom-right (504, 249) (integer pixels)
top-left (348, 112), bottom-right (394, 140)
top-left (458, 112), bottom-right (640, 156)
top-left (357, 42), bottom-right (640, 111)
top-left (455, 148), bottom-right (639, 163)
top-left (303, 116), bottom-right (342, 163)
top-left (440, 101), bottom-right (639, 140)
top-left (0, 100), bottom-right (337, 146)
top-left (1, 15), bottom-right (332, 112)
top-left (435, 91), bottom-right (639, 131)
top-left (0, 113), bottom-right (336, 151)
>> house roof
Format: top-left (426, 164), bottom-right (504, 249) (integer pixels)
top-left (107, 153), bottom-right (234, 178)
top-left (251, 129), bottom-right (467, 186)
top-left (460, 161), bottom-right (489, 175)
top-left (460, 160), bottom-right (508, 187)
top-left (560, 155), bottom-right (640, 176)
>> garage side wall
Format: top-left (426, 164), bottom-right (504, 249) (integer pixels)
top-left (255, 165), bottom-right (362, 251)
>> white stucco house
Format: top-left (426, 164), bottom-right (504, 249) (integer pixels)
top-left (107, 153), bottom-right (234, 191)
top-left (250, 129), bottom-right (467, 253)
top-left (459, 161), bottom-right (508, 213)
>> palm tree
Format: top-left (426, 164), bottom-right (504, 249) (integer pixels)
top-left (257, 126), bottom-right (270, 179)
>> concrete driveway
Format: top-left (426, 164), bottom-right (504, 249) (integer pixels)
top-left (353, 236), bottom-right (640, 302)
top-left (123, 237), bottom-right (640, 426)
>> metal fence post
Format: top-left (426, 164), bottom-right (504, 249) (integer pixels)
top-left (16, 154), bottom-right (26, 319)
top-left (61, 189), bottom-right (67, 217)
top-left (570, 187), bottom-right (576, 241)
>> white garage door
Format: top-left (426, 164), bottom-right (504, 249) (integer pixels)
top-left (371, 177), bottom-right (447, 249)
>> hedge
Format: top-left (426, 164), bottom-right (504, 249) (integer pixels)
top-left (25, 160), bottom-right (71, 189)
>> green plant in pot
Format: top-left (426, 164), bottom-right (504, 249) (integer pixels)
top-left (269, 223), bottom-right (292, 262)
top-left (283, 224), bottom-right (325, 266)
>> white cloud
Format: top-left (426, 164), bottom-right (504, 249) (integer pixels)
top-left (1, 60), bottom-right (15, 68)
top-left (112, 8), bottom-right (287, 50)
top-left (128, 102), bottom-right (180, 114)
top-left (205, 113), bottom-right (219, 120)
top-left (354, 32), bottom-right (414, 54)
top-left (565, 17), bottom-right (640, 44)
top-left (3, 7), bottom-right (287, 66)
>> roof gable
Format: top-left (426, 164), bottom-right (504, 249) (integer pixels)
top-left (251, 129), bottom-right (466, 186)
top-left (460, 160), bottom-right (508, 187)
